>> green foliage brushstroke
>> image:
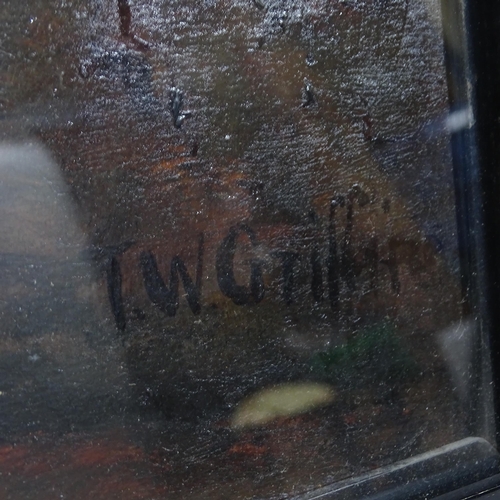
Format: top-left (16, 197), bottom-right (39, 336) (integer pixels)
top-left (310, 323), bottom-right (419, 390)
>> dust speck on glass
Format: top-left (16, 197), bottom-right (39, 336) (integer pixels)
top-left (0, 0), bottom-right (493, 499)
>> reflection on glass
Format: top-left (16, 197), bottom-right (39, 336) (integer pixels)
top-left (0, 0), bottom-right (495, 498)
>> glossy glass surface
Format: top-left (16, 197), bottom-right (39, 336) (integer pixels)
top-left (0, 1), bottom-right (492, 498)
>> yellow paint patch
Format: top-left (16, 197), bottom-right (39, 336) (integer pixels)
top-left (231, 382), bottom-right (335, 430)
